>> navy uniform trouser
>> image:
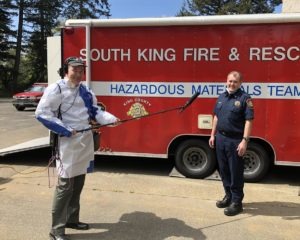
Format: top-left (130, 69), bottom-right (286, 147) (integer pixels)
top-left (216, 133), bottom-right (244, 203)
top-left (51, 174), bottom-right (86, 235)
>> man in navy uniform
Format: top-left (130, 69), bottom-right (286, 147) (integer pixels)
top-left (209, 71), bottom-right (254, 216)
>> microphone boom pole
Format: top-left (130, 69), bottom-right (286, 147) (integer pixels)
top-left (77, 91), bottom-right (200, 133)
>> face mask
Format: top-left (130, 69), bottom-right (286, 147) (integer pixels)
top-left (226, 87), bottom-right (238, 94)
top-left (66, 78), bottom-right (79, 88)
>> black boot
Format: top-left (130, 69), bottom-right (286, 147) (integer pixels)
top-left (224, 202), bottom-right (243, 216)
top-left (49, 233), bottom-right (70, 240)
top-left (216, 196), bottom-right (231, 208)
top-left (66, 222), bottom-right (89, 230)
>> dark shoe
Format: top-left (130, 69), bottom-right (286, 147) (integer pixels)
top-left (66, 222), bottom-right (89, 230)
top-left (216, 196), bottom-right (231, 208)
top-left (49, 233), bottom-right (70, 240)
top-left (224, 202), bottom-right (243, 216)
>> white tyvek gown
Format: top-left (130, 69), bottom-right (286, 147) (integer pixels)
top-left (35, 79), bottom-right (117, 178)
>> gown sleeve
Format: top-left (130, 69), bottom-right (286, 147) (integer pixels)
top-left (35, 83), bottom-right (73, 137)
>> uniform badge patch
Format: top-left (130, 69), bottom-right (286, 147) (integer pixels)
top-left (234, 101), bottom-right (241, 107)
top-left (246, 99), bottom-right (254, 108)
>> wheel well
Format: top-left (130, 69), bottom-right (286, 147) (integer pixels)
top-left (250, 138), bottom-right (275, 165)
top-left (168, 135), bottom-right (210, 159)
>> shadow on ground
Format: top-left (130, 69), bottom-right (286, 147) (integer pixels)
top-left (0, 148), bottom-right (51, 165)
top-left (258, 165), bottom-right (300, 187)
top-left (244, 201), bottom-right (300, 220)
top-left (71, 211), bottom-right (205, 240)
top-left (0, 148), bottom-right (51, 181)
top-left (94, 155), bottom-right (174, 177)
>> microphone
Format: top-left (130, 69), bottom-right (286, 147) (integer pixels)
top-left (180, 91), bottom-right (200, 112)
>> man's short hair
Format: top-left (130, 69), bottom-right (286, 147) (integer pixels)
top-left (228, 71), bottom-right (243, 81)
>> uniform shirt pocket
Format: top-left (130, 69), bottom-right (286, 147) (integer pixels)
top-left (214, 101), bottom-right (223, 115)
top-left (229, 103), bottom-right (243, 122)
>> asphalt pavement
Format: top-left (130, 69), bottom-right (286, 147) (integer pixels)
top-left (0, 100), bottom-right (299, 240)
top-left (0, 99), bottom-right (48, 150)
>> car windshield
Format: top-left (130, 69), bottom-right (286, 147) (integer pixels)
top-left (27, 85), bottom-right (46, 92)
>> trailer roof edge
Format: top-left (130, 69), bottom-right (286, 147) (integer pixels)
top-left (65, 13), bottom-right (300, 27)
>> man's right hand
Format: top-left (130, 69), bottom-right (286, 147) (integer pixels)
top-left (112, 118), bottom-right (121, 126)
top-left (209, 136), bottom-right (215, 148)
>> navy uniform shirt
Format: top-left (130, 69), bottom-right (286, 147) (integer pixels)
top-left (214, 88), bottom-right (254, 135)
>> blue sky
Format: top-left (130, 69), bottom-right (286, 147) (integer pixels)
top-left (109, 0), bottom-right (185, 18)
top-left (109, 0), bottom-right (282, 18)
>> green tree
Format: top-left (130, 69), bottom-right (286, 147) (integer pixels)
top-left (24, 0), bottom-right (62, 83)
top-left (1, 0), bottom-right (112, 95)
top-left (178, 0), bottom-right (282, 16)
top-left (0, 0), bottom-right (16, 94)
top-left (11, 0), bottom-right (25, 94)
top-left (23, 0), bottom-right (111, 85)
top-left (63, 0), bottom-right (110, 19)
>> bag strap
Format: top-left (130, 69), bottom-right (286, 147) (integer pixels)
top-left (51, 84), bottom-right (62, 155)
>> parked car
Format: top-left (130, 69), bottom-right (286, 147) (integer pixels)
top-left (12, 83), bottom-right (47, 111)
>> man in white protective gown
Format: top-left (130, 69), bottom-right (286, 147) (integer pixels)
top-left (35, 56), bottom-right (120, 240)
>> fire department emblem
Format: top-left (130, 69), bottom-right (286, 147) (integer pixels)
top-left (127, 102), bottom-right (149, 118)
top-left (246, 99), bottom-right (254, 108)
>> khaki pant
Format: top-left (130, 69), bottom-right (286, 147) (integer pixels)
top-left (50, 174), bottom-right (86, 235)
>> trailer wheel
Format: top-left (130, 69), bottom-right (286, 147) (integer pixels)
top-left (243, 142), bottom-right (270, 182)
top-left (15, 105), bottom-right (25, 111)
top-left (175, 139), bottom-right (217, 179)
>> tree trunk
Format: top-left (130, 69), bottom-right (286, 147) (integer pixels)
top-left (40, 8), bottom-right (46, 82)
top-left (12, 0), bottom-right (24, 94)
